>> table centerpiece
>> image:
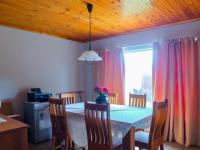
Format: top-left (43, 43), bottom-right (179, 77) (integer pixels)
top-left (94, 86), bottom-right (109, 104)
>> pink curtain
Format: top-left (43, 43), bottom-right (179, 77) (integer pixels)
top-left (153, 37), bottom-right (200, 146)
top-left (94, 48), bottom-right (125, 104)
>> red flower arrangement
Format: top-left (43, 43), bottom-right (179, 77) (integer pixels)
top-left (94, 86), bottom-right (109, 97)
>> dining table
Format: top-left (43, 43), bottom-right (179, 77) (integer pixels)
top-left (65, 102), bottom-right (152, 147)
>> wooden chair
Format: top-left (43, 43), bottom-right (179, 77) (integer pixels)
top-left (0, 101), bottom-right (21, 121)
top-left (61, 92), bottom-right (76, 104)
top-left (135, 99), bottom-right (168, 150)
top-left (49, 98), bottom-right (85, 150)
top-left (84, 102), bottom-right (122, 150)
top-left (59, 91), bottom-right (84, 104)
top-left (108, 92), bottom-right (118, 104)
top-left (129, 93), bottom-right (146, 108)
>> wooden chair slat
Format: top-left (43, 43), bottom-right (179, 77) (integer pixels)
top-left (0, 101), bottom-right (13, 115)
top-left (129, 93), bottom-right (146, 108)
top-left (61, 93), bottom-right (76, 104)
top-left (59, 91), bottom-right (84, 104)
top-left (84, 102), bottom-right (113, 150)
top-left (108, 93), bottom-right (118, 104)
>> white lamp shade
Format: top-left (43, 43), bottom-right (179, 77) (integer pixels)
top-left (78, 50), bottom-right (102, 61)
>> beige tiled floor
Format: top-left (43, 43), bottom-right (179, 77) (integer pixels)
top-left (29, 140), bottom-right (200, 150)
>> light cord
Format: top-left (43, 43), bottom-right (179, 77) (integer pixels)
top-left (89, 10), bottom-right (92, 50)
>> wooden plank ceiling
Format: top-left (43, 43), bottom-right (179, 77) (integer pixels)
top-left (0, 0), bottom-right (199, 42)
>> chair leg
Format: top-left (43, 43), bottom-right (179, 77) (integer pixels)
top-left (64, 143), bottom-right (68, 150)
top-left (151, 146), bottom-right (158, 150)
top-left (51, 136), bottom-right (56, 150)
top-left (65, 137), bottom-right (70, 150)
top-left (72, 140), bottom-right (75, 148)
top-left (160, 144), bottom-right (164, 150)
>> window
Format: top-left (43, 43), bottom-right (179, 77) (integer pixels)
top-left (123, 44), bottom-right (153, 107)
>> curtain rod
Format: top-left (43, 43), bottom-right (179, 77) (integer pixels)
top-left (122, 36), bottom-right (199, 50)
top-left (154, 36), bottom-right (199, 43)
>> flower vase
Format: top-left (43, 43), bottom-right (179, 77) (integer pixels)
top-left (96, 95), bottom-right (108, 104)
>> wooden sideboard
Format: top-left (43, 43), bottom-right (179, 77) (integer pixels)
top-left (0, 114), bottom-right (29, 150)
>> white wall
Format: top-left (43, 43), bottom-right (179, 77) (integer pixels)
top-left (92, 21), bottom-right (200, 50)
top-left (86, 21), bottom-right (200, 99)
top-left (0, 26), bottom-right (85, 115)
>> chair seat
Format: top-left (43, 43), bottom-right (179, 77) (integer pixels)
top-left (135, 131), bottom-right (149, 145)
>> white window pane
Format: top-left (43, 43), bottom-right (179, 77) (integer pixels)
top-left (123, 47), bottom-right (153, 108)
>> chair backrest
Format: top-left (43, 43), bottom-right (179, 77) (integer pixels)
top-left (60, 92), bottom-right (76, 104)
top-left (129, 93), bottom-right (146, 107)
top-left (0, 101), bottom-right (13, 115)
top-left (149, 99), bottom-right (168, 144)
top-left (84, 102), bottom-right (112, 150)
top-left (59, 91), bottom-right (84, 104)
top-left (49, 98), bottom-right (68, 137)
top-left (108, 93), bottom-right (118, 104)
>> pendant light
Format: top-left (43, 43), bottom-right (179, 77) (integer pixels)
top-left (78, 3), bottom-right (102, 62)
